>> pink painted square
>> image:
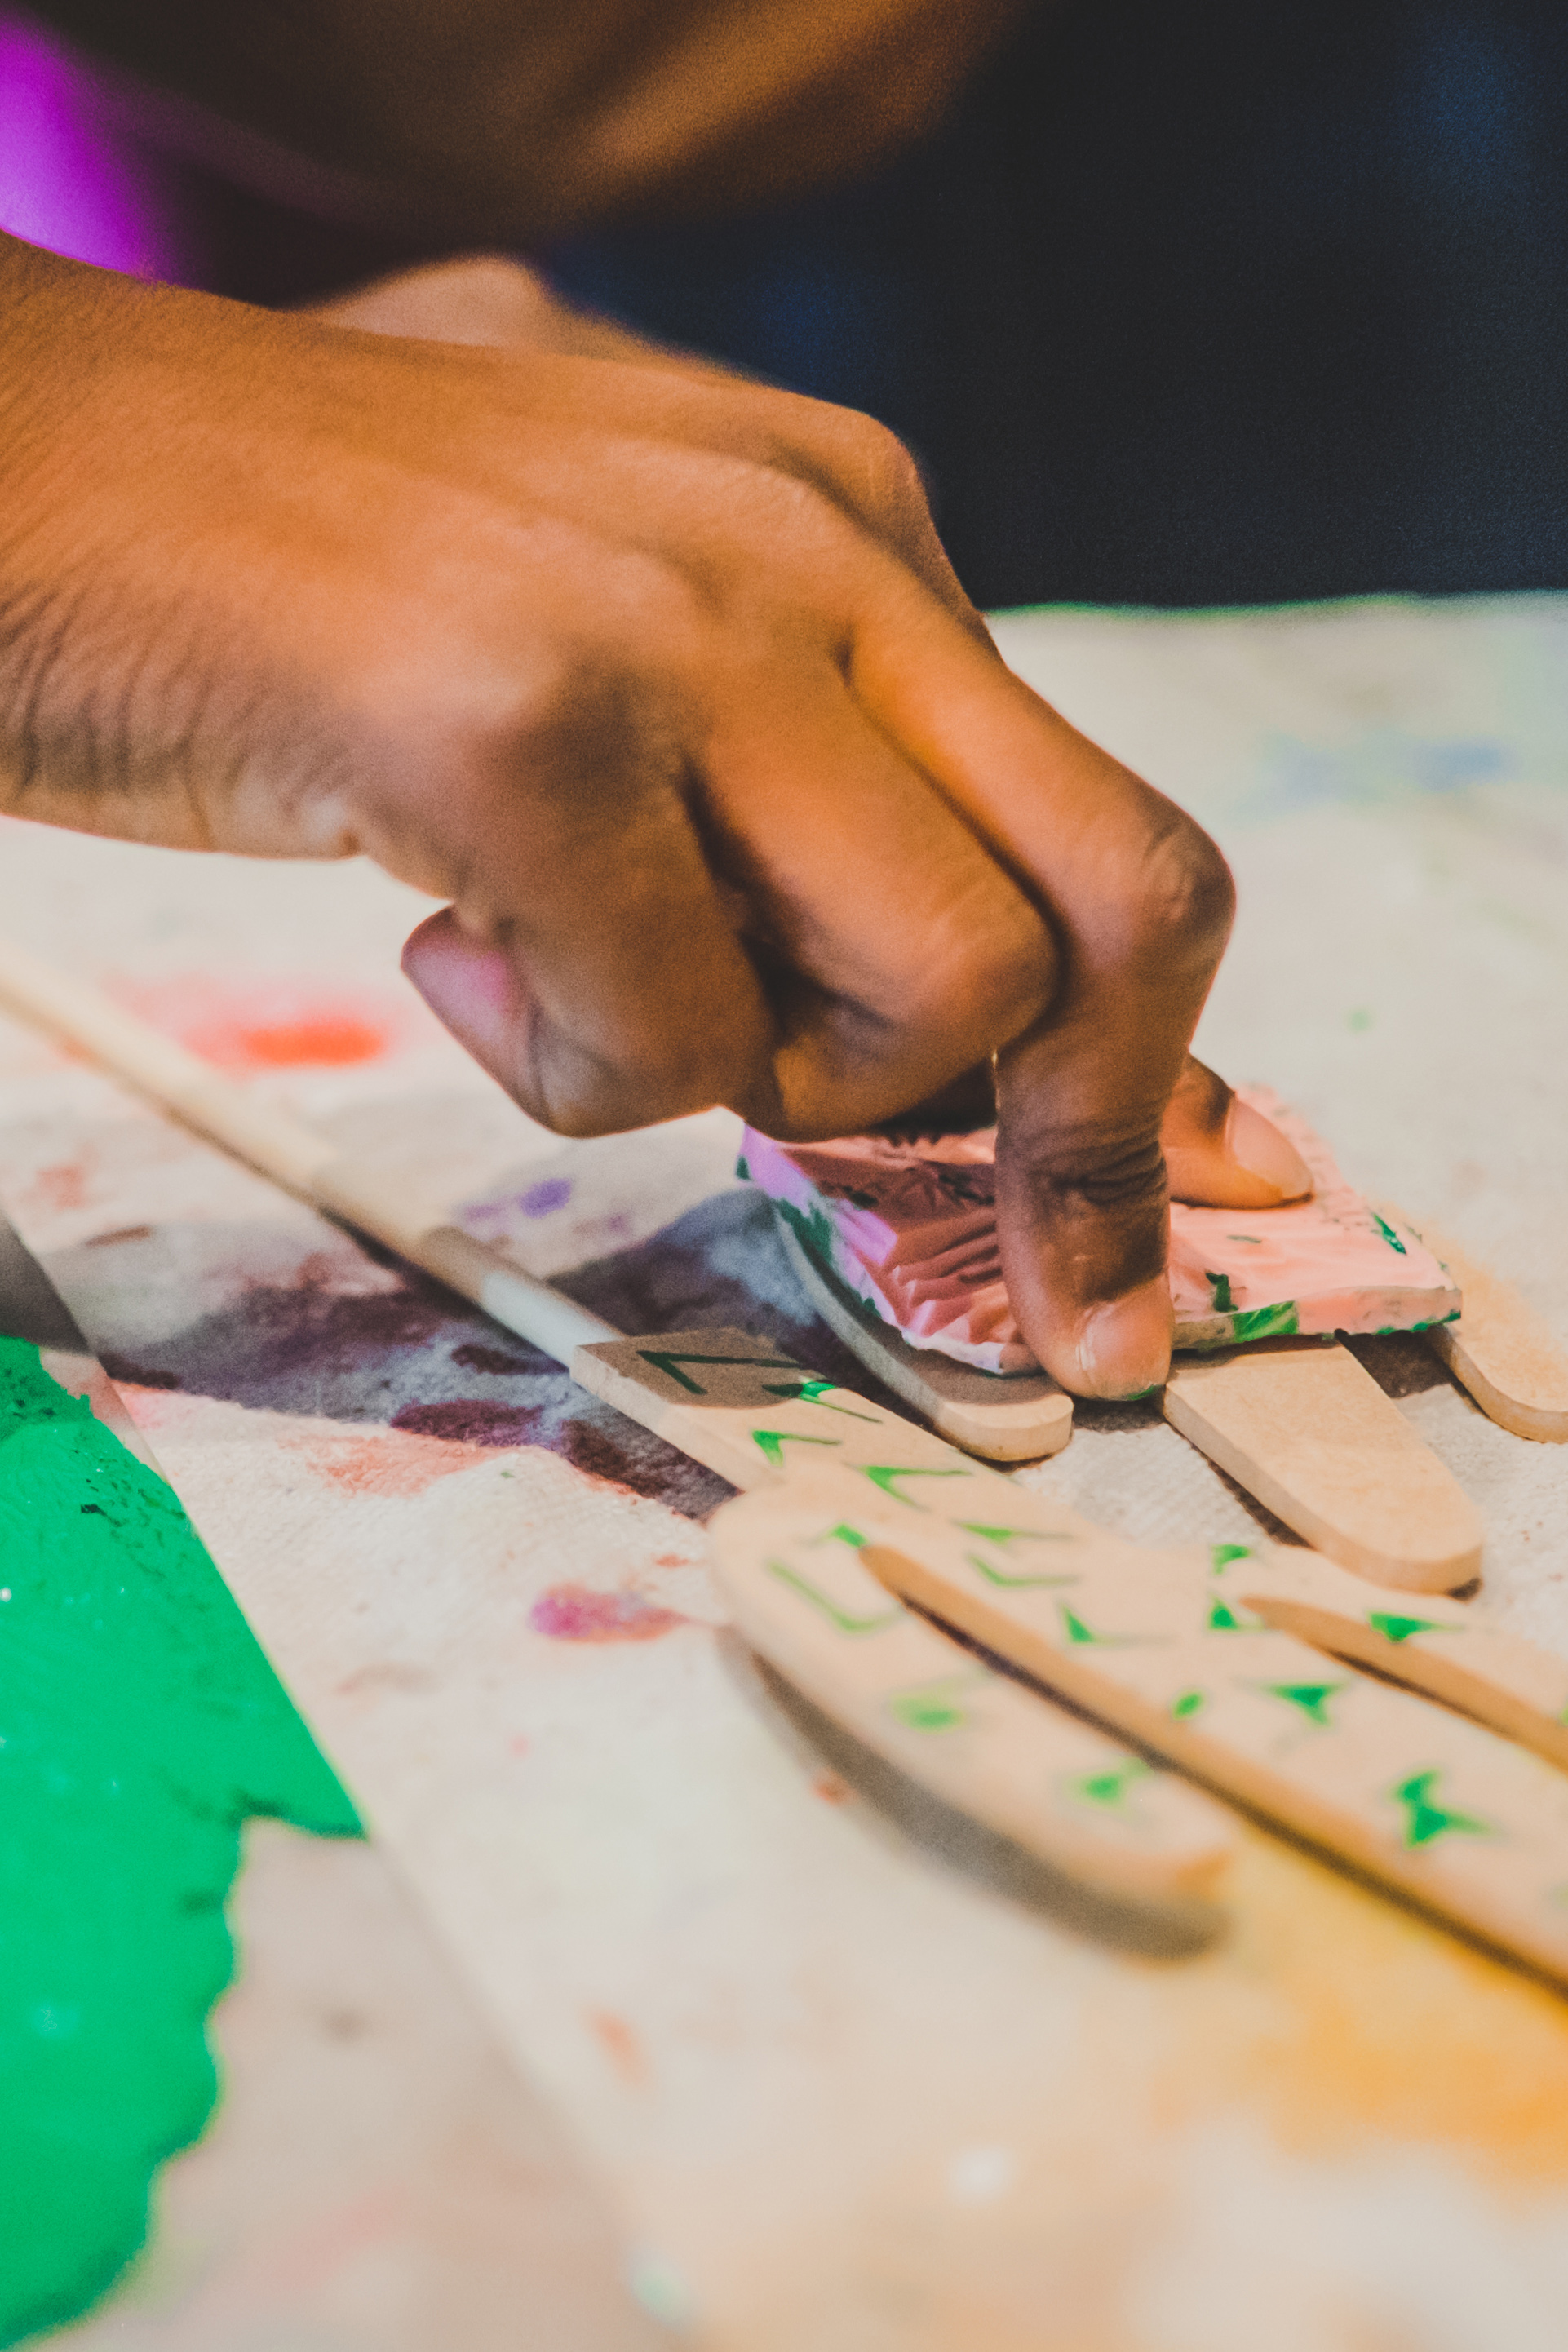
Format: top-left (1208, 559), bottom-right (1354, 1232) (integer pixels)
top-left (741, 1087), bottom-right (1459, 1375)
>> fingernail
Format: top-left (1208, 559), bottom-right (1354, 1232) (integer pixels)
top-left (1074, 1276), bottom-right (1173, 1399)
top-left (1227, 1099), bottom-right (1313, 1202)
top-left (401, 916), bottom-right (516, 1066)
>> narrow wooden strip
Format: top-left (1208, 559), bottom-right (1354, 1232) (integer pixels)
top-left (1163, 1338), bottom-right (1484, 1591)
top-left (1382, 1207), bottom-right (1568, 1445)
top-left (773, 1214), bottom-right (1072, 1463)
top-left (1216, 1541), bottom-right (1568, 1775)
top-left (807, 1479), bottom-right (1568, 1987)
top-left (571, 1327), bottom-right (988, 1492)
top-left (708, 1490), bottom-right (1234, 1902)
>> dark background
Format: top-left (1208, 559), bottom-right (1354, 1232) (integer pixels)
top-left (199, 0), bottom-right (1568, 614)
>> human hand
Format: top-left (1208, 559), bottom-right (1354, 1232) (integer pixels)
top-left (0, 241), bottom-right (1292, 1397)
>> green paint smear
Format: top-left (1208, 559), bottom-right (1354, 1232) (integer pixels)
top-left (1229, 1301), bottom-right (1300, 1344)
top-left (0, 1340), bottom-right (360, 2345)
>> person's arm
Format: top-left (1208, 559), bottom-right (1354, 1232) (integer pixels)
top-left (0, 236), bottom-right (1302, 1396)
top-left (23, 0), bottom-right (1030, 238)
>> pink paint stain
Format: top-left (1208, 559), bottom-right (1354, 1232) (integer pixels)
top-left (529, 1583), bottom-right (689, 1644)
top-left (114, 977), bottom-right (405, 1071)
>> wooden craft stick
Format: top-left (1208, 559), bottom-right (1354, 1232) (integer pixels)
top-left (735, 1473), bottom-right (1568, 1986)
top-left (1217, 1539), bottom-right (1568, 1774)
top-left (571, 1326), bottom-right (995, 1490)
top-left (708, 1497), bottom-right (1234, 1902)
top-left (773, 1213), bottom-right (1072, 1463)
top-left (1378, 1206), bottom-right (1568, 1445)
top-left (1163, 1337), bottom-right (1484, 1591)
top-left (0, 935), bottom-right (621, 1366)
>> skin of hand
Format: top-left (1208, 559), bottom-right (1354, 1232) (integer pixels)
top-left (0, 241), bottom-right (1308, 1397)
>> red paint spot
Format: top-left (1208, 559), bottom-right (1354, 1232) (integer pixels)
top-left (653, 1552), bottom-right (689, 1568)
top-left (284, 1426), bottom-right (494, 1499)
top-left (813, 1772), bottom-right (852, 1805)
top-left (34, 1162), bottom-right (87, 1212)
top-left (529, 1583), bottom-right (688, 1644)
top-left (115, 977), bottom-right (407, 1071)
top-left (508, 1733), bottom-right (531, 1757)
top-left (586, 2008), bottom-right (648, 2087)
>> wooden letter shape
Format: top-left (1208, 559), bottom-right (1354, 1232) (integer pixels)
top-left (707, 1481), bottom-right (1234, 1902)
top-left (844, 1480), bottom-right (1568, 1987)
top-left (1163, 1337), bottom-right (1484, 1590)
top-left (572, 1327), bottom-right (1005, 1492)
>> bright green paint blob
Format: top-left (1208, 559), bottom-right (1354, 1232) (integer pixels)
top-left (1070, 1757), bottom-right (1151, 1809)
top-left (1260, 1680), bottom-right (1347, 1728)
top-left (0, 1340), bottom-right (359, 2346)
top-left (885, 1677), bottom-right (970, 1732)
top-left (822, 1522), bottom-right (867, 1548)
top-left (759, 1380), bottom-right (877, 1422)
top-left (1368, 1610), bottom-right (1451, 1645)
top-left (1205, 1271), bottom-right (1234, 1312)
top-left (1206, 1597), bottom-right (1260, 1632)
top-left (1057, 1603), bottom-right (1151, 1648)
top-left (764, 1558), bottom-right (900, 1635)
top-left (1210, 1544), bottom-right (1252, 1571)
top-left (1229, 1301), bottom-right (1300, 1344)
top-left (750, 1429), bottom-right (840, 1469)
top-left (1371, 1212), bottom-right (1409, 1258)
top-left (860, 1466), bottom-right (970, 1506)
top-left (954, 1521), bottom-right (1071, 1548)
top-left (1171, 1690), bottom-right (1207, 1719)
top-left (1392, 1769), bottom-right (1492, 1850)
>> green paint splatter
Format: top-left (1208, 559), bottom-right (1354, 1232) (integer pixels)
top-left (1392, 1770), bottom-right (1492, 1850)
top-left (637, 1349), bottom-right (800, 1396)
top-left (885, 1677), bottom-right (972, 1732)
top-left (860, 1466), bottom-right (971, 1507)
top-left (1205, 1271), bottom-right (1234, 1313)
top-left (1058, 1603), bottom-right (1151, 1648)
top-left (1258, 1679), bottom-right (1348, 1728)
top-left (820, 1522), bottom-right (867, 1549)
top-left (1206, 1597), bottom-right (1262, 1632)
top-left (1170, 1690), bottom-right (1206, 1719)
top-left (1370, 1213), bottom-right (1409, 1258)
top-left (734, 1154), bottom-right (751, 1182)
top-left (764, 1559), bottom-right (901, 1635)
top-left (750, 1429), bottom-right (840, 1469)
top-left (1229, 1301), bottom-right (1300, 1344)
top-left (0, 1340), bottom-right (359, 2345)
top-left (963, 1551), bottom-right (1077, 1590)
top-left (1210, 1544), bottom-right (1252, 1572)
top-left (1368, 1610), bottom-right (1453, 1646)
top-left (1070, 1756), bottom-right (1151, 1809)
top-left (759, 1379), bottom-right (877, 1422)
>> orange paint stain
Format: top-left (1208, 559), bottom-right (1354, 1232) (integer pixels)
top-left (587, 2008), bottom-right (648, 2088)
top-left (1152, 1834), bottom-right (1568, 2184)
top-left (282, 1426), bottom-right (498, 1499)
top-left (114, 977), bottom-right (404, 1072)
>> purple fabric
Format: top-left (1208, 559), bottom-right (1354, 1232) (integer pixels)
top-left (0, 11), bottom-right (190, 277)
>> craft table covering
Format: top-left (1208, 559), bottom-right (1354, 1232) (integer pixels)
top-left (8, 594), bottom-right (1568, 2352)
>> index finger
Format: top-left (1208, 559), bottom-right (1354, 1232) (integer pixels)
top-left (847, 581), bottom-right (1234, 1398)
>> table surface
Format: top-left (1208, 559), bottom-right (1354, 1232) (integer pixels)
top-left (10, 592), bottom-right (1568, 2352)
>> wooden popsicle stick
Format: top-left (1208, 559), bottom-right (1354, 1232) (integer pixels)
top-left (571, 1326), bottom-right (994, 1491)
top-left (708, 1496), bottom-right (1234, 1902)
top-left (1378, 1206), bottom-right (1568, 1444)
top-left (773, 1212), bottom-right (1072, 1463)
top-left (764, 1474), bottom-right (1568, 1987)
top-left (1189, 1538), bottom-right (1568, 1775)
top-left (1163, 1337), bottom-right (1484, 1591)
top-left (0, 935), bottom-right (621, 1366)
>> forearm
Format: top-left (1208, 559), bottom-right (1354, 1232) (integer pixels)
top-left (25, 0), bottom-right (1028, 239)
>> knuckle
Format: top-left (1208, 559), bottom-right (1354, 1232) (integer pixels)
top-left (1130, 815), bottom-right (1235, 963)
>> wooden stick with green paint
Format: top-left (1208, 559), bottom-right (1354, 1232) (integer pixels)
top-left (722, 1472), bottom-right (1568, 1986)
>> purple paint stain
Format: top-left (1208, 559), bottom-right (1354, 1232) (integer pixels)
top-left (520, 1178), bottom-right (572, 1219)
top-left (529, 1583), bottom-right (688, 1644)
